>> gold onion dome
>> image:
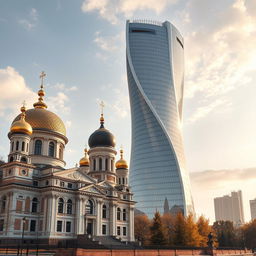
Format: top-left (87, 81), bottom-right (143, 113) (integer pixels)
top-left (115, 149), bottom-right (128, 169)
top-left (12, 73), bottom-right (66, 137)
top-left (10, 105), bottom-right (33, 135)
top-left (79, 148), bottom-right (90, 167)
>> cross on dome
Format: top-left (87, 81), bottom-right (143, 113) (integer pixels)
top-left (40, 71), bottom-right (46, 88)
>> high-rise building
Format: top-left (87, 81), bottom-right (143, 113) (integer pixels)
top-left (126, 20), bottom-right (194, 217)
top-left (214, 191), bottom-right (245, 225)
top-left (249, 199), bottom-right (256, 220)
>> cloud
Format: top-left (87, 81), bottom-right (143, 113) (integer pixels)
top-left (81, 0), bottom-right (176, 24)
top-left (54, 83), bottom-right (78, 92)
top-left (184, 0), bottom-right (256, 99)
top-left (0, 66), bottom-right (36, 120)
top-left (48, 92), bottom-right (70, 114)
top-left (94, 31), bottom-right (124, 52)
top-left (19, 8), bottom-right (38, 30)
top-left (187, 99), bottom-right (230, 123)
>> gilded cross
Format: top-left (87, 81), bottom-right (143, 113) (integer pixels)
top-left (40, 71), bottom-right (46, 87)
top-left (22, 100), bottom-right (26, 108)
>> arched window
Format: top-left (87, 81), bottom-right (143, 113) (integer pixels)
top-left (22, 142), bottom-right (25, 151)
top-left (31, 198), bottom-right (38, 213)
top-left (16, 141), bottom-right (19, 151)
top-left (59, 146), bottom-right (63, 160)
top-left (9, 156), bottom-right (14, 162)
top-left (11, 142), bottom-right (14, 152)
top-left (20, 157), bottom-right (27, 163)
top-left (105, 159), bottom-right (108, 171)
top-left (123, 209), bottom-right (127, 221)
top-left (99, 158), bottom-right (102, 170)
top-left (93, 159), bottom-right (96, 171)
top-left (48, 142), bottom-right (55, 157)
top-left (67, 199), bottom-right (72, 214)
top-left (102, 205), bottom-right (107, 218)
top-left (1, 196), bottom-right (7, 213)
top-left (117, 207), bottom-right (121, 220)
top-left (86, 200), bottom-right (94, 214)
top-left (34, 140), bottom-right (42, 155)
top-left (58, 198), bottom-right (64, 213)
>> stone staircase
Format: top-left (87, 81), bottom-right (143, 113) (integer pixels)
top-left (93, 236), bottom-right (140, 249)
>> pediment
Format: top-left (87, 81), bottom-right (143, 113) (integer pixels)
top-left (53, 168), bottom-right (96, 184)
top-left (79, 184), bottom-right (105, 195)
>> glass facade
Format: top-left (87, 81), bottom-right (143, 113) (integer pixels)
top-left (126, 20), bottom-right (194, 217)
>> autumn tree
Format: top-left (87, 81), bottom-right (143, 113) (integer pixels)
top-left (243, 219), bottom-right (256, 249)
top-left (173, 212), bottom-right (186, 246)
top-left (162, 213), bottom-right (175, 246)
top-left (150, 211), bottom-right (166, 245)
top-left (134, 214), bottom-right (151, 245)
top-left (197, 215), bottom-right (212, 247)
top-left (213, 221), bottom-right (237, 247)
top-left (184, 214), bottom-right (202, 246)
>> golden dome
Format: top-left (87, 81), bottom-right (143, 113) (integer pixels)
top-left (79, 148), bottom-right (90, 167)
top-left (115, 148), bottom-right (128, 169)
top-left (10, 106), bottom-right (32, 135)
top-left (12, 75), bottom-right (67, 137)
top-left (12, 108), bottom-right (66, 136)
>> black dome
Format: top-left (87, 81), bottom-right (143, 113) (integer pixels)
top-left (88, 121), bottom-right (116, 148)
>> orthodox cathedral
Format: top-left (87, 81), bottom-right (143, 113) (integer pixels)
top-left (0, 73), bottom-right (135, 245)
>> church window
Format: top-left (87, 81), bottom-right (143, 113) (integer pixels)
top-left (60, 181), bottom-right (65, 187)
top-left (68, 183), bottom-right (72, 189)
top-left (122, 177), bottom-right (125, 184)
top-left (93, 159), bottom-right (96, 171)
top-left (57, 221), bottom-right (62, 232)
top-left (16, 141), bottom-right (19, 151)
top-left (123, 227), bottom-right (127, 236)
top-left (33, 181), bottom-right (38, 187)
top-left (117, 226), bottom-right (121, 236)
top-left (46, 180), bottom-right (49, 186)
top-left (1, 196), bottom-right (7, 213)
top-left (34, 140), bottom-right (42, 155)
top-left (31, 198), bottom-right (38, 213)
top-left (9, 156), bottom-right (14, 162)
top-left (8, 169), bottom-right (12, 175)
top-left (102, 224), bottom-right (106, 235)
top-left (11, 142), bottom-right (14, 152)
top-left (0, 219), bottom-right (4, 231)
top-left (30, 220), bottom-right (36, 232)
top-left (58, 198), bottom-right (64, 213)
top-left (21, 157), bottom-right (27, 163)
top-left (66, 221), bottom-right (71, 232)
top-left (22, 141), bottom-right (25, 151)
top-left (86, 200), bottom-right (94, 214)
top-left (102, 205), bottom-right (107, 218)
top-left (123, 209), bottom-right (127, 221)
top-left (48, 142), bottom-right (55, 157)
top-left (119, 178), bottom-right (121, 184)
top-left (99, 158), bottom-right (102, 170)
top-left (117, 208), bottom-right (121, 220)
top-left (105, 158), bottom-right (108, 171)
top-left (67, 199), bottom-right (72, 214)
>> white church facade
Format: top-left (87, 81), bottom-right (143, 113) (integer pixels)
top-left (0, 74), bottom-right (135, 245)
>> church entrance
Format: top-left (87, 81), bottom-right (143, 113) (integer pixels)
top-left (86, 221), bottom-right (93, 235)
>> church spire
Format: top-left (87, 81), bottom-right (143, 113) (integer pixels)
top-left (33, 71), bottom-right (48, 109)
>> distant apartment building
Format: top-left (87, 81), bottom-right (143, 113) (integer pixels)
top-left (249, 199), bottom-right (256, 220)
top-left (214, 191), bottom-right (244, 225)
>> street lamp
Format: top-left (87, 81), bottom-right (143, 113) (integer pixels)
top-left (20, 217), bottom-right (26, 256)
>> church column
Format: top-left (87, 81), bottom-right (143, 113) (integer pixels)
top-left (50, 195), bottom-right (57, 234)
top-left (76, 197), bottom-right (84, 234)
top-left (45, 195), bottom-right (53, 234)
top-left (129, 205), bottom-right (135, 241)
top-left (109, 202), bottom-right (117, 236)
top-left (6, 192), bottom-right (14, 236)
top-left (96, 199), bottom-right (102, 235)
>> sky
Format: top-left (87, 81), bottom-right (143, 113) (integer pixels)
top-left (0, 0), bottom-right (256, 223)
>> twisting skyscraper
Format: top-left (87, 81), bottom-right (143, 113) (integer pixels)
top-left (126, 20), bottom-right (194, 217)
